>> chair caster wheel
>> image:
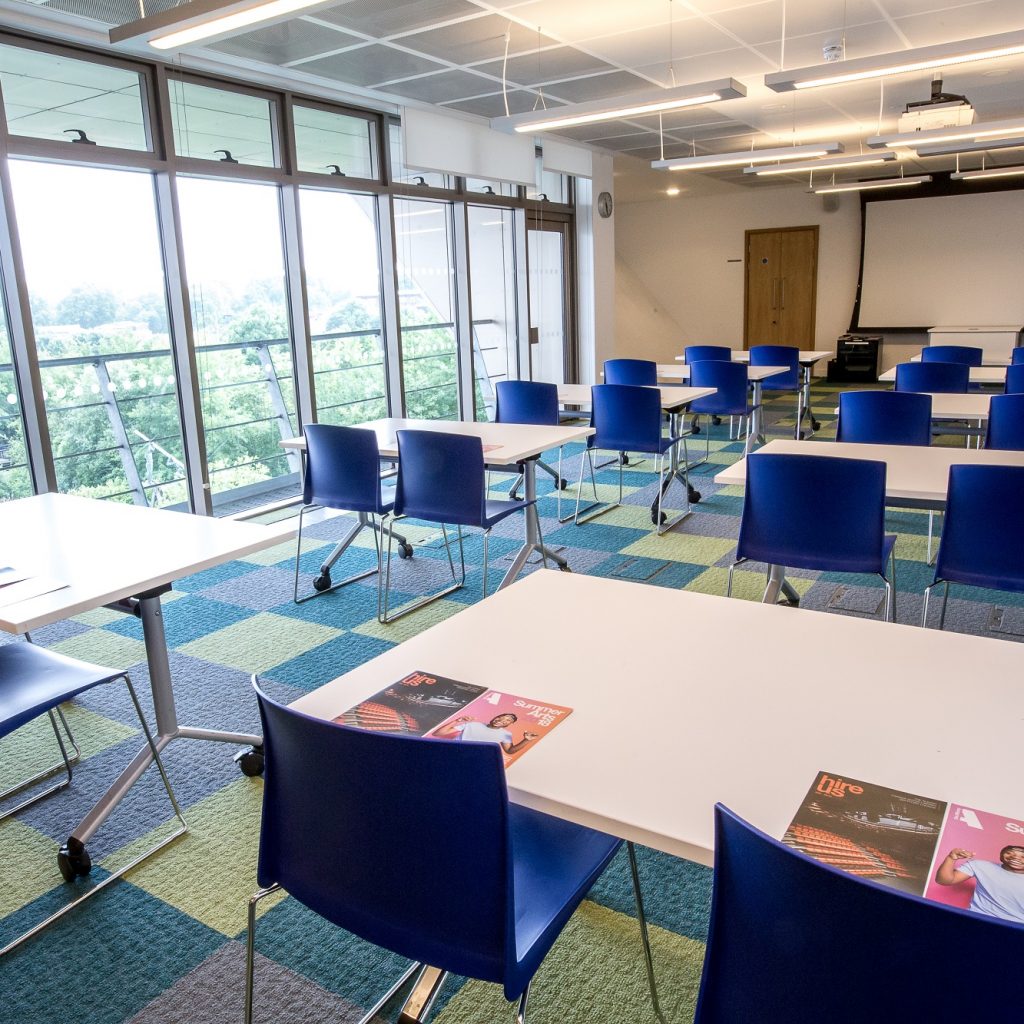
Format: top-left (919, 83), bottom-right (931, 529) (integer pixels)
top-left (398, 543), bottom-right (413, 559)
top-left (652, 510), bottom-right (667, 525)
top-left (58, 839), bottom-right (92, 882)
top-left (557, 478), bottom-right (568, 490)
top-left (558, 564), bottom-right (572, 573)
top-left (619, 453), bottom-right (630, 466)
top-left (688, 486), bottom-right (702, 504)
top-left (235, 745), bottom-right (265, 777)
top-left (712, 415), bottom-right (722, 426)
top-left (811, 418), bottom-right (821, 431)
top-left (312, 572), bottom-right (332, 592)
top-left (690, 417), bottom-right (701, 435)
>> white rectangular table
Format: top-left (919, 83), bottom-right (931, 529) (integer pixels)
top-left (282, 418), bottom-right (594, 586)
top-left (0, 493), bottom-right (294, 850)
top-left (879, 365), bottom-right (1007, 386)
top-left (714, 439), bottom-right (1024, 602)
top-left (833, 392), bottom-right (993, 446)
top-left (293, 569), bottom-right (1024, 867)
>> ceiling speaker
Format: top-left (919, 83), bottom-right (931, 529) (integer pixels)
top-left (822, 193), bottom-right (841, 213)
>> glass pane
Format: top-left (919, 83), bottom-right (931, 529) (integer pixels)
top-left (528, 165), bottom-right (570, 204)
top-left (294, 105), bottom-right (376, 179)
top-left (169, 78), bottom-right (276, 167)
top-left (299, 189), bottom-right (387, 425)
top-left (176, 177), bottom-right (300, 513)
top-left (388, 122), bottom-right (452, 190)
top-left (468, 206), bottom-right (518, 421)
top-left (465, 177), bottom-right (518, 198)
top-left (0, 42), bottom-right (149, 151)
top-left (394, 198), bottom-right (459, 419)
top-left (0, 279), bottom-right (30, 501)
top-left (9, 160), bottom-right (187, 507)
top-left (527, 228), bottom-right (567, 385)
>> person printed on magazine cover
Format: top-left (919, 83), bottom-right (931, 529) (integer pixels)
top-left (434, 713), bottom-right (537, 755)
top-left (934, 845), bottom-right (1024, 923)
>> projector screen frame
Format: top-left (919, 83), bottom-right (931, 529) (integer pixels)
top-left (850, 172), bottom-right (1024, 333)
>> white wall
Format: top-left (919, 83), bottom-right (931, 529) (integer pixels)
top-left (614, 184), bottom-right (927, 372)
top-left (577, 152), bottom-right (616, 383)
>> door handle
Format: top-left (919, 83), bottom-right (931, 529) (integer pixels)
top-left (771, 278), bottom-right (778, 309)
top-left (780, 278), bottom-right (786, 310)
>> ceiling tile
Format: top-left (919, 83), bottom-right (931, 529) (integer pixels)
top-left (312, 0), bottom-right (480, 37)
top-left (631, 47), bottom-right (773, 84)
top-left (376, 68), bottom-right (503, 102)
top-left (474, 46), bottom-right (618, 85)
top-left (400, 15), bottom-right (558, 64)
top-left (585, 17), bottom-right (745, 67)
top-left (480, 0), bottom-right (670, 40)
top-left (442, 89), bottom-right (556, 117)
top-left (299, 44), bottom-right (447, 85)
top-left (546, 69), bottom-right (657, 102)
top-left (896, 1), bottom-right (1024, 47)
top-left (211, 20), bottom-right (361, 65)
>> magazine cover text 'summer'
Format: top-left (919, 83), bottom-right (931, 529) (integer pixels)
top-left (335, 670), bottom-right (572, 766)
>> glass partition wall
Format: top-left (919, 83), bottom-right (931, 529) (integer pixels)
top-left (0, 32), bottom-right (577, 515)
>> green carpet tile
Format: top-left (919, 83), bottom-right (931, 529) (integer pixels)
top-left (0, 382), bottom-right (1017, 1024)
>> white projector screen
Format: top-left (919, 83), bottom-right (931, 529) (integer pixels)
top-left (858, 190), bottom-right (1024, 328)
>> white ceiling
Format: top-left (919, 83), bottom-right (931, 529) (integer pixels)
top-left (21, 0), bottom-right (1024, 194)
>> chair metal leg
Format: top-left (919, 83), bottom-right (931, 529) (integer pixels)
top-left (0, 674), bottom-right (187, 958)
top-left (294, 506), bottom-right (383, 604)
top-left (938, 579), bottom-right (951, 631)
top-left (482, 529), bottom-right (490, 599)
top-left (573, 448), bottom-right (607, 525)
top-left (379, 519), bottom-right (466, 624)
top-left (922, 581), bottom-right (935, 628)
top-left (516, 983), bottom-right (531, 1024)
top-left (627, 842), bottom-right (668, 1024)
top-left (726, 559), bottom-right (745, 598)
top-left (244, 883), bottom-right (282, 1024)
top-left (0, 707), bottom-right (81, 822)
top-left (927, 511), bottom-right (941, 565)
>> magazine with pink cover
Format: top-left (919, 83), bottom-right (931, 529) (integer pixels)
top-left (336, 670), bottom-right (571, 766)
top-left (924, 805), bottom-right (1024, 925)
top-left (425, 688), bottom-right (572, 767)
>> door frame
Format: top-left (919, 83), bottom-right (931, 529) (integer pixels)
top-left (526, 209), bottom-right (577, 384)
top-left (743, 225), bottom-right (819, 349)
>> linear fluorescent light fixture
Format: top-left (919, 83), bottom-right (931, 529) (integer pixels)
top-left (867, 116), bottom-right (1024, 150)
top-left (490, 79), bottom-right (745, 134)
top-left (813, 174), bottom-right (932, 194)
top-left (109, 0), bottom-right (338, 50)
top-left (912, 136), bottom-right (1024, 157)
top-left (950, 165), bottom-right (1024, 181)
top-left (745, 151), bottom-right (896, 176)
top-left (766, 28), bottom-right (1024, 92)
top-left (653, 141), bottom-right (842, 172)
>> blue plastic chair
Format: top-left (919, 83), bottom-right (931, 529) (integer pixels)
top-left (728, 453), bottom-right (897, 620)
top-left (1003, 364), bottom-right (1024, 395)
top-left (684, 345), bottom-right (732, 364)
top-left (923, 464), bottom-right (1024, 629)
top-left (294, 424), bottom-right (408, 608)
top-left (836, 390), bottom-right (932, 445)
top-left (245, 681), bottom-right (665, 1024)
top-left (0, 642), bottom-right (185, 955)
top-left (894, 361), bottom-right (969, 394)
top-left (985, 393), bottom-right (1024, 449)
top-left (1012, 348), bottom-right (1024, 366)
top-left (493, 381), bottom-right (571, 522)
top-left (749, 346), bottom-right (803, 439)
top-left (694, 804), bottom-right (1024, 1024)
top-left (688, 361), bottom-right (760, 464)
top-left (380, 430), bottom-right (538, 622)
top-left (921, 345), bottom-right (983, 366)
top-left (604, 358), bottom-right (658, 386)
top-left (575, 383), bottom-right (689, 535)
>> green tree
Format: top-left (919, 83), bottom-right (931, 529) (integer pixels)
top-left (56, 288), bottom-right (118, 328)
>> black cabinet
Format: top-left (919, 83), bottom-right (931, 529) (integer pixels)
top-left (828, 335), bottom-right (882, 383)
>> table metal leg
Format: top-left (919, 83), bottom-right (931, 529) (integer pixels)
top-left (71, 591), bottom-right (262, 844)
top-left (746, 382), bottom-right (764, 455)
top-left (649, 411), bottom-right (697, 528)
top-left (498, 461), bottom-right (568, 590)
top-left (763, 564), bottom-right (800, 606)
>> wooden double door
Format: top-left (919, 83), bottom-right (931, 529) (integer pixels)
top-left (744, 226), bottom-right (818, 348)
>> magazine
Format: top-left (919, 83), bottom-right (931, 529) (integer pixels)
top-left (335, 669), bottom-right (572, 767)
top-left (783, 770), bottom-right (946, 895)
top-left (786, 772), bottom-right (1024, 925)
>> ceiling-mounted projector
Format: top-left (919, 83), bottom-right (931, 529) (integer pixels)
top-left (898, 79), bottom-right (975, 132)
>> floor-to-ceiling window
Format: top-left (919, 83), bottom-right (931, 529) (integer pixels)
top-left (299, 188), bottom-right (388, 425)
top-left (0, 277), bottom-right (29, 501)
top-left (9, 160), bottom-right (188, 506)
top-left (467, 205), bottom-right (518, 420)
top-left (394, 197), bottom-right (460, 420)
